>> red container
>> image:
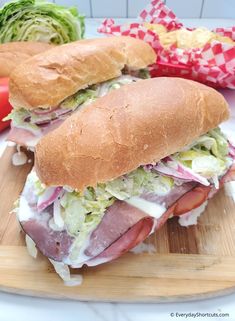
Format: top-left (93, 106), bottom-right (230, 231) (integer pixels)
top-left (99, 0), bottom-right (235, 89)
top-left (0, 78), bottom-right (12, 132)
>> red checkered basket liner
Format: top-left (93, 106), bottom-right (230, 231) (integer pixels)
top-left (98, 0), bottom-right (235, 89)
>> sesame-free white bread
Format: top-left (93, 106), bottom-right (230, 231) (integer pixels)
top-left (0, 42), bottom-right (54, 77)
top-left (9, 36), bottom-right (156, 110)
top-left (35, 77), bottom-right (229, 191)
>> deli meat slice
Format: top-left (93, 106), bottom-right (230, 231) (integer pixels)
top-left (83, 183), bottom-right (211, 266)
top-left (84, 201), bottom-right (153, 258)
top-left (83, 185), bottom-right (212, 266)
top-left (85, 217), bottom-right (154, 266)
top-left (7, 119), bottom-right (64, 147)
top-left (221, 163), bottom-right (235, 184)
top-left (7, 127), bottom-right (37, 147)
top-left (21, 207), bottom-right (73, 261)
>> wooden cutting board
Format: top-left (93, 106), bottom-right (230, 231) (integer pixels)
top-left (0, 146), bottom-right (235, 302)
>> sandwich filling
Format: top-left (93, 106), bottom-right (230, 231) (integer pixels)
top-left (16, 128), bottom-right (235, 279)
top-left (6, 73), bottom-right (145, 148)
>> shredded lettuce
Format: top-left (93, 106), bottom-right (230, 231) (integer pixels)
top-left (181, 128), bottom-right (229, 159)
top-left (176, 128), bottom-right (230, 184)
top-left (0, 0), bottom-right (84, 44)
top-left (60, 88), bottom-right (97, 109)
top-left (138, 69), bottom-right (150, 79)
top-left (98, 75), bottom-right (140, 97)
top-left (60, 190), bottom-right (114, 236)
top-left (4, 108), bottom-right (40, 134)
top-left (124, 68), bottom-right (150, 79)
top-left (105, 168), bottom-right (173, 200)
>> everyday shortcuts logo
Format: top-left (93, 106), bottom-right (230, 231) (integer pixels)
top-left (169, 312), bottom-right (230, 318)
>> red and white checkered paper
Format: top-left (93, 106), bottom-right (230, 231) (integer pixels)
top-left (98, 0), bottom-right (235, 89)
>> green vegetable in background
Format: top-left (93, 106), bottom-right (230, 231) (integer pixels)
top-left (0, 0), bottom-right (85, 44)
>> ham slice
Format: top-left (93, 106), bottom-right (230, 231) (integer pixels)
top-left (82, 183), bottom-right (211, 266)
top-left (21, 207), bottom-right (73, 261)
top-left (85, 217), bottom-right (154, 266)
top-left (221, 163), bottom-right (235, 184)
top-left (7, 127), bottom-right (38, 147)
top-left (84, 201), bottom-right (153, 258)
top-left (7, 119), bottom-right (64, 147)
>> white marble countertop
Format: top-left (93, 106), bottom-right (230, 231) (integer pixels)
top-left (1, 18), bottom-right (235, 321)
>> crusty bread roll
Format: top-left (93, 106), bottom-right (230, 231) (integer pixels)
top-left (35, 77), bottom-right (229, 191)
top-left (0, 42), bottom-right (54, 77)
top-left (9, 36), bottom-right (156, 110)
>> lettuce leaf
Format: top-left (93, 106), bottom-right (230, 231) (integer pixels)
top-left (60, 88), bottom-right (97, 109)
top-left (0, 0), bottom-right (85, 44)
top-left (4, 108), bottom-right (40, 134)
top-left (175, 128), bottom-right (231, 186)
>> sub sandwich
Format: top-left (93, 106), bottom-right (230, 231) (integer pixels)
top-left (16, 77), bottom-right (235, 281)
top-left (0, 41), bottom-right (54, 77)
top-left (5, 36), bottom-right (156, 149)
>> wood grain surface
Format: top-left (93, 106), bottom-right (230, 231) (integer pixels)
top-left (0, 146), bottom-right (235, 302)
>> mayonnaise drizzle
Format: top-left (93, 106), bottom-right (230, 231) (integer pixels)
top-left (12, 151), bottom-right (27, 166)
top-left (224, 181), bottom-right (235, 203)
top-left (125, 197), bottom-right (166, 219)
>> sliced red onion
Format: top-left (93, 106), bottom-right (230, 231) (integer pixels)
top-left (30, 107), bottom-right (74, 126)
top-left (229, 141), bottom-right (235, 159)
top-left (153, 162), bottom-right (189, 180)
top-left (154, 157), bottom-right (210, 186)
top-left (37, 186), bottom-right (62, 212)
top-left (41, 119), bottom-right (65, 135)
top-left (34, 119), bottom-right (53, 126)
top-left (54, 108), bottom-right (74, 117)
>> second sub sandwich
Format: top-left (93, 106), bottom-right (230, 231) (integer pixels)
top-left (16, 77), bottom-right (235, 280)
top-left (0, 41), bottom-right (54, 77)
top-left (6, 36), bottom-right (156, 149)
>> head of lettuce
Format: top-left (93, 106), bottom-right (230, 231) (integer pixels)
top-left (0, 0), bottom-right (85, 44)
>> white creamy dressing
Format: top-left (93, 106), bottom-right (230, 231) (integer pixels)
top-left (150, 219), bottom-right (158, 234)
top-left (125, 197), bottom-right (166, 219)
top-left (130, 242), bottom-right (156, 254)
top-left (224, 181), bottom-right (235, 203)
top-left (53, 197), bottom-right (65, 229)
top-left (7, 141), bottom-right (16, 147)
top-left (48, 218), bottom-right (64, 232)
top-left (178, 201), bottom-right (208, 227)
top-left (12, 148), bottom-right (28, 166)
top-left (17, 196), bottom-right (35, 221)
top-left (65, 231), bottom-right (93, 268)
